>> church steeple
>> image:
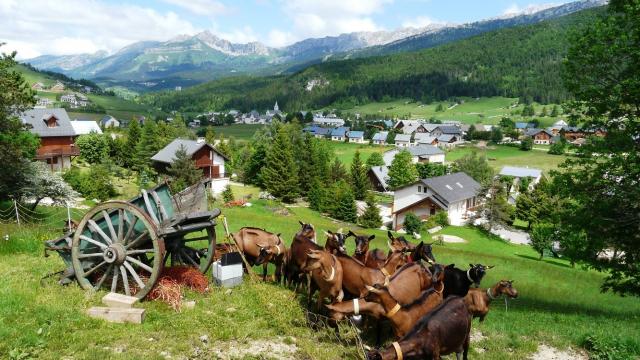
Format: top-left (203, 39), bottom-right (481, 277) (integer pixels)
top-left (274, 101), bottom-right (279, 112)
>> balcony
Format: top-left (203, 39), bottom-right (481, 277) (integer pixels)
top-left (35, 146), bottom-right (80, 159)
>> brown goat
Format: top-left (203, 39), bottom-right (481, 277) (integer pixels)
top-left (380, 251), bottom-right (409, 277)
top-left (367, 297), bottom-right (472, 360)
top-left (324, 230), bottom-right (349, 255)
top-left (336, 253), bottom-right (387, 298)
top-left (286, 221), bottom-right (320, 289)
top-left (302, 250), bottom-right (344, 312)
top-left (386, 263), bottom-right (443, 306)
top-left (350, 230), bottom-right (387, 269)
top-left (387, 231), bottom-right (416, 252)
top-left (231, 227), bottom-right (286, 281)
top-left (364, 269), bottom-right (445, 338)
top-left (464, 280), bottom-right (518, 322)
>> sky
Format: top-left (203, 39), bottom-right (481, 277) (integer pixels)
top-left (0, 0), bottom-right (573, 59)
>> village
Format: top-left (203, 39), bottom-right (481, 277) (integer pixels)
top-left (1, 1), bottom-right (639, 359)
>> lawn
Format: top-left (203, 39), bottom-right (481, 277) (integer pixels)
top-left (446, 144), bottom-right (568, 173)
top-left (336, 97), bottom-right (561, 128)
top-left (1, 183), bottom-right (639, 359)
top-left (324, 141), bottom-right (392, 165)
top-left (205, 124), bottom-right (265, 141)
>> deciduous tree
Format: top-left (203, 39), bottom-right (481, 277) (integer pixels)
top-left (387, 150), bottom-right (418, 189)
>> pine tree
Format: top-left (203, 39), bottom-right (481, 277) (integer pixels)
top-left (308, 177), bottom-right (328, 212)
top-left (359, 194), bottom-right (382, 228)
top-left (387, 150), bottom-right (418, 189)
top-left (205, 126), bottom-right (216, 145)
top-left (261, 126), bottom-right (299, 203)
top-left (350, 151), bottom-right (370, 200)
top-left (167, 144), bottom-right (201, 192)
top-left (329, 157), bottom-right (348, 183)
top-left (135, 120), bottom-right (159, 171)
top-left (124, 119), bottom-right (141, 169)
top-left (331, 181), bottom-right (357, 222)
top-left (222, 185), bottom-right (235, 203)
top-left (550, 105), bottom-right (559, 117)
top-left (366, 152), bottom-right (385, 167)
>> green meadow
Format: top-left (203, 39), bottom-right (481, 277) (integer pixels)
top-left (1, 184), bottom-right (639, 359)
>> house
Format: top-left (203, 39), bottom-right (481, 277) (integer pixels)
top-left (383, 145), bottom-right (445, 166)
top-left (35, 97), bottom-right (53, 108)
top-left (499, 166), bottom-right (543, 203)
top-left (553, 119), bottom-right (568, 127)
top-left (372, 131), bottom-right (388, 145)
top-left (368, 166), bottom-right (390, 192)
top-left (437, 134), bottom-right (459, 148)
top-left (432, 125), bottom-right (462, 138)
top-left (100, 115), bottom-right (120, 128)
top-left (70, 120), bottom-right (102, 135)
top-left (330, 127), bottom-right (349, 141)
top-left (19, 108), bottom-right (79, 171)
top-left (31, 82), bottom-right (45, 91)
top-left (394, 134), bottom-right (412, 147)
top-left (383, 120), bottom-right (394, 129)
top-left (415, 134), bottom-right (438, 146)
top-left (525, 129), bottom-right (553, 145)
top-left (50, 81), bottom-right (65, 92)
top-left (314, 117), bottom-right (345, 127)
top-left (347, 131), bottom-right (365, 143)
top-left (392, 172), bottom-right (481, 228)
top-left (314, 127), bottom-right (332, 139)
top-left (151, 139), bottom-right (230, 195)
top-left (515, 122), bottom-right (535, 132)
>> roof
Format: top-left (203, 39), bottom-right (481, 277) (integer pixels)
top-left (436, 125), bottom-right (462, 135)
top-left (383, 120), bottom-right (394, 128)
top-left (422, 172), bottom-right (481, 204)
top-left (19, 108), bottom-right (76, 137)
top-left (395, 134), bottom-right (412, 142)
top-left (348, 131), bottom-right (364, 139)
top-left (101, 115), bottom-right (118, 123)
top-left (437, 134), bottom-right (457, 142)
top-left (372, 131), bottom-right (388, 141)
top-left (561, 126), bottom-right (582, 132)
top-left (303, 125), bottom-right (320, 133)
top-left (525, 128), bottom-right (553, 137)
top-left (499, 166), bottom-right (542, 179)
top-left (416, 136), bottom-right (438, 144)
top-left (422, 124), bottom-right (440, 132)
top-left (314, 127), bottom-right (332, 136)
top-left (330, 127), bottom-right (349, 137)
top-left (369, 166), bottom-right (389, 190)
top-left (151, 139), bottom-right (228, 164)
top-left (407, 145), bottom-right (444, 157)
top-left (70, 120), bottom-right (102, 135)
top-left (515, 122), bottom-right (534, 129)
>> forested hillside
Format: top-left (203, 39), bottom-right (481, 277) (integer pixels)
top-left (144, 7), bottom-right (603, 113)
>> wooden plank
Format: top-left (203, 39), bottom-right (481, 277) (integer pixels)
top-left (102, 292), bottom-right (139, 309)
top-left (86, 307), bottom-right (145, 324)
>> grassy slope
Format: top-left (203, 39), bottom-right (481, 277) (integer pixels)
top-left (339, 97), bottom-right (561, 127)
top-left (1, 185), bottom-right (639, 359)
top-left (446, 145), bottom-right (568, 173)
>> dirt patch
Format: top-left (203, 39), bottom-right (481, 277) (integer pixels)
top-left (209, 337), bottom-right (298, 359)
top-left (470, 329), bottom-right (486, 343)
top-left (529, 344), bottom-right (587, 360)
top-left (438, 235), bottom-right (466, 243)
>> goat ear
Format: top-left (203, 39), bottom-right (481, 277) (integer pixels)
top-left (307, 251), bottom-right (320, 259)
top-left (324, 231), bottom-right (331, 237)
top-left (347, 230), bottom-right (356, 237)
top-left (256, 242), bottom-right (267, 249)
top-left (299, 220), bottom-right (304, 226)
top-left (368, 234), bottom-right (375, 240)
top-left (487, 265), bottom-right (495, 269)
top-left (469, 263), bottom-right (474, 268)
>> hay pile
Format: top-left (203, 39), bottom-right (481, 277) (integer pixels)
top-left (147, 266), bottom-right (209, 311)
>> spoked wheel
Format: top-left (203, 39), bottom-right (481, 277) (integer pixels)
top-left (165, 226), bottom-right (216, 274)
top-left (71, 201), bottom-right (164, 300)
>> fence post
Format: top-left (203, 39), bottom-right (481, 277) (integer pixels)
top-left (66, 202), bottom-right (72, 228)
top-left (14, 200), bottom-right (20, 226)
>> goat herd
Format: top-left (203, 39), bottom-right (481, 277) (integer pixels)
top-left (231, 222), bottom-right (520, 360)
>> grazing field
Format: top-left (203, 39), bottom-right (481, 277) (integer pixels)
top-left (1, 185), bottom-right (639, 359)
top-left (446, 145), bottom-right (569, 173)
top-left (337, 97), bottom-right (561, 128)
top-left (324, 141), bottom-right (393, 165)
top-left (207, 124), bottom-right (265, 141)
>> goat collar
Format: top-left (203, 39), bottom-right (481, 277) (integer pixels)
top-left (386, 303), bottom-right (401, 318)
top-left (273, 244), bottom-right (282, 256)
top-left (487, 287), bottom-right (499, 300)
top-left (392, 342), bottom-right (403, 360)
top-left (353, 298), bottom-right (360, 315)
top-left (434, 282), bottom-right (444, 294)
top-left (466, 269), bottom-right (475, 284)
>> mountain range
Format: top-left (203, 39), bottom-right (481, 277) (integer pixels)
top-left (25, 0), bottom-right (606, 92)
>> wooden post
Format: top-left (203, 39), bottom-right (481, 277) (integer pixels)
top-left (66, 202), bottom-right (72, 229)
top-left (14, 200), bottom-right (20, 226)
top-left (222, 215), bottom-right (257, 280)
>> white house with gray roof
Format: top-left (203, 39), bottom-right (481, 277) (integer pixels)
top-left (151, 139), bottom-right (229, 195)
top-left (392, 172), bottom-right (481, 228)
top-left (499, 166), bottom-right (543, 204)
top-left (383, 146), bottom-right (445, 166)
top-left (394, 134), bottom-right (412, 147)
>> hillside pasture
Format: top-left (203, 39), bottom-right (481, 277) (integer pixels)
top-left (1, 185), bottom-right (639, 359)
top-left (338, 97), bottom-right (560, 128)
top-left (446, 144), bottom-right (568, 173)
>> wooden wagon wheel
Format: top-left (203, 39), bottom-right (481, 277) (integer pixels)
top-left (165, 226), bottom-right (216, 274)
top-left (71, 201), bottom-right (164, 300)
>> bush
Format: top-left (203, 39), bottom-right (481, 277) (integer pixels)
top-left (403, 213), bottom-right (423, 235)
top-left (582, 335), bottom-right (639, 360)
top-left (548, 141), bottom-right (566, 155)
top-left (222, 185), bottom-right (234, 203)
top-left (520, 137), bottom-right (533, 151)
top-left (63, 165), bottom-right (117, 201)
top-left (359, 195), bottom-right (382, 229)
top-left (433, 211), bottom-right (449, 227)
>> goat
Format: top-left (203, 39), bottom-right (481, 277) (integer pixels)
top-left (302, 250), bottom-right (344, 312)
top-left (351, 230), bottom-right (387, 269)
top-left (441, 263), bottom-right (493, 298)
top-left (285, 221), bottom-right (320, 289)
top-left (464, 280), bottom-right (518, 322)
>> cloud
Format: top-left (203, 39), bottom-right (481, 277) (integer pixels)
top-left (267, 30), bottom-right (297, 48)
top-left (217, 26), bottom-right (260, 44)
top-left (274, 0), bottom-right (393, 44)
top-left (0, 0), bottom-right (199, 58)
top-left (161, 0), bottom-right (228, 17)
top-left (502, 3), bottom-right (559, 16)
top-left (402, 16), bottom-right (444, 29)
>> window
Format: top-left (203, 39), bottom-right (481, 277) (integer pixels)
top-left (418, 185), bottom-right (422, 193)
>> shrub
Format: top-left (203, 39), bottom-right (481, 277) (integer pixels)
top-left (548, 141), bottom-right (566, 155)
top-left (403, 213), bottom-right (423, 235)
top-left (582, 335), bottom-right (639, 360)
top-left (222, 185), bottom-right (234, 203)
top-left (63, 165), bottom-right (117, 201)
top-left (520, 137), bottom-right (533, 151)
top-left (433, 211), bottom-right (449, 227)
top-left (359, 195), bottom-right (382, 229)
